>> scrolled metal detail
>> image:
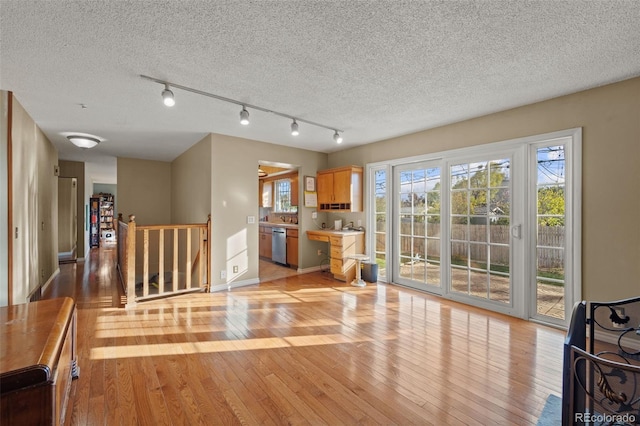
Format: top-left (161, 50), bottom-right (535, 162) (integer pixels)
top-left (596, 366), bottom-right (627, 405)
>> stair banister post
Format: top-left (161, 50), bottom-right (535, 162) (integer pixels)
top-left (125, 215), bottom-right (137, 309)
top-left (206, 214), bottom-right (211, 292)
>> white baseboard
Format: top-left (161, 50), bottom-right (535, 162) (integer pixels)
top-left (37, 268), bottom-right (60, 296)
top-left (593, 328), bottom-right (640, 352)
top-left (296, 265), bottom-right (323, 274)
top-left (209, 277), bottom-right (260, 293)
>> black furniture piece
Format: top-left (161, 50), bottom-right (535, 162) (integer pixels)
top-left (563, 297), bottom-right (640, 425)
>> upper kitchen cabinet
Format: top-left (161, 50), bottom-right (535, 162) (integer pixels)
top-left (317, 165), bottom-right (363, 212)
top-left (290, 173), bottom-right (299, 207)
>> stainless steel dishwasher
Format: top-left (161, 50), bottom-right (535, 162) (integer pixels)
top-left (271, 227), bottom-right (287, 265)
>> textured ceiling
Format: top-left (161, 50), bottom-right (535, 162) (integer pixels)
top-left (1, 1), bottom-right (640, 182)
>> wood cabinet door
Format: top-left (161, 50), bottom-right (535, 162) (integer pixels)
top-left (317, 172), bottom-right (334, 204)
top-left (259, 232), bottom-right (266, 257)
top-left (286, 236), bottom-right (298, 266)
top-left (332, 169), bottom-right (353, 204)
top-left (290, 173), bottom-right (299, 207)
top-left (264, 232), bottom-right (272, 258)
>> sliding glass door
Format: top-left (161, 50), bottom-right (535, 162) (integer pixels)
top-left (368, 129), bottom-right (580, 325)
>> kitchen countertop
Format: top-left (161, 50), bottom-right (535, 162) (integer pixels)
top-left (259, 222), bottom-right (298, 229)
top-left (306, 229), bottom-right (364, 237)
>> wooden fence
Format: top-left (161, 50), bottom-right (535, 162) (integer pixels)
top-left (378, 223), bottom-right (565, 270)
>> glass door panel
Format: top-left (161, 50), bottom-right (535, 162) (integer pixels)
top-left (393, 163), bottom-right (441, 291)
top-left (535, 145), bottom-right (566, 321)
top-left (374, 169), bottom-right (387, 281)
top-left (449, 158), bottom-right (512, 305)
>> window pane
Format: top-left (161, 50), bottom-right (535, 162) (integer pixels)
top-left (469, 162), bottom-right (488, 188)
top-left (536, 145), bottom-right (566, 320)
top-left (489, 221), bottom-right (510, 244)
top-left (451, 191), bottom-right (468, 215)
top-left (469, 220), bottom-right (487, 242)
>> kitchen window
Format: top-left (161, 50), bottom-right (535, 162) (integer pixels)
top-left (274, 179), bottom-right (297, 213)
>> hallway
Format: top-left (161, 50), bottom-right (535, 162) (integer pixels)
top-left (42, 246), bottom-right (564, 425)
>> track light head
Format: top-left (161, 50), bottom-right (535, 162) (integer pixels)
top-left (161, 84), bottom-right (175, 107)
top-left (291, 119), bottom-right (299, 136)
top-left (240, 107), bottom-right (250, 125)
top-left (333, 131), bottom-right (343, 144)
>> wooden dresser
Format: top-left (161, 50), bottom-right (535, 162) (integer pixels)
top-left (0, 297), bottom-right (79, 425)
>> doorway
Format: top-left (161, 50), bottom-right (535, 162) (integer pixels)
top-left (58, 177), bottom-right (77, 263)
top-left (258, 162), bottom-right (300, 281)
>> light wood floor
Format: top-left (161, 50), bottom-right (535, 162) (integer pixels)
top-left (44, 246), bottom-right (565, 425)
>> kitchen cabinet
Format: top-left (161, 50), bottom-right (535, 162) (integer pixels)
top-left (317, 166), bottom-right (363, 212)
top-left (286, 228), bottom-right (298, 266)
top-left (259, 225), bottom-right (272, 258)
top-left (306, 229), bottom-right (364, 282)
top-left (290, 173), bottom-right (299, 207)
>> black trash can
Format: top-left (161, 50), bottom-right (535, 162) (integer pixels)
top-left (362, 262), bottom-right (378, 283)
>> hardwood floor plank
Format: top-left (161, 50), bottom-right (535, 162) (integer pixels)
top-left (44, 247), bottom-right (565, 425)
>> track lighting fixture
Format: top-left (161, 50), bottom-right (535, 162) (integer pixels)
top-left (142, 75), bottom-right (345, 143)
top-left (161, 84), bottom-right (175, 107)
top-left (67, 135), bottom-right (100, 149)
top-left (239, 107), bottom-right (250, 125)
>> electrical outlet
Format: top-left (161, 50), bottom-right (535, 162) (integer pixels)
top-left (220, 270), bottom-right (226, 279)
top-left (233, 266), bottom-right (238, 273)
top-left (312, 211), bottom-right (318, 219)
top-left (357, 220), bottom-right (362, 227)
top-left (317, 249), bottom-right (322, 256)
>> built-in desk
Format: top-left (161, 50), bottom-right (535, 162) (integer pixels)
top-left (306, 229), bottom-right (365, 283)
top-left (1, 297), bottom-right (78, 426)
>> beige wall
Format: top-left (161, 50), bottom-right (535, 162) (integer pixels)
top-left (10, 94), bottom-right (59, 304)
top-left (329, 77), bottom-right (640, 301)
top-left (117, 157), bottom-right (172, 225)
top-left (57, 178), bottom-right (76, 253)
top-left (59, 160), bottom-right (86, 257)
top-left (210, 134), bottom-right (328, 286)
top-left (171, 135), bottom-right (212, 224)
top-left (0, 93), bottom-right (8, 306)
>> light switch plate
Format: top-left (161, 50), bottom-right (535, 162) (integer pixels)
top-left (247, 216), bottom-right (255, 224)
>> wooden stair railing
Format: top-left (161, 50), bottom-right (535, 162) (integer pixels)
top-left (117, 214), bottom-right (211, 309)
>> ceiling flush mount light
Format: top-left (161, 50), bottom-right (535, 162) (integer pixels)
top-left (140, 75), bottom-right (345, 142)
top-left (67, 135), bottom-right (100, 149)
top-left (239, 106), bottom-right (250, 125)
top-left (162, 84), bottom-right (175, 107)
